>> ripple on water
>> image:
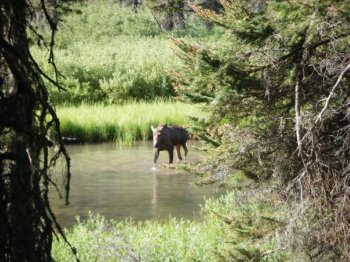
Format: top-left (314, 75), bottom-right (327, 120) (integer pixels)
top-left (49, 141), bottom-right (223, 227)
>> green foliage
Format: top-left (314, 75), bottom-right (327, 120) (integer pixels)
top-left (30, 2), bottom-right (222, 104)
top-left (174, 0), bottom-right (350, 258)
top-left (31, 4), bottom-right (177, 104)
top-left (52, 189), bottom-right (287, 261)
top-left (54, 100), bottom-right (203, 144)
top-left (203, 190), bottom-right (286, 261)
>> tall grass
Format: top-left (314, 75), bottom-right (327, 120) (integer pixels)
top-left (55, 100), bottom-right (203, 144)
top-left (31, 2), bottom-right (223, 104)
top-left (32, 35), bottom-right (182, 103)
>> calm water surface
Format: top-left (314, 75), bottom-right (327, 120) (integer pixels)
top-left (50, 141), bottom-right (223, 227)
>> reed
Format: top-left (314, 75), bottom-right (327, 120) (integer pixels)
top-left (55, 100), bottom-right (203, 144)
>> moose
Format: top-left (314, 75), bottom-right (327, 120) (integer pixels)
top-left (151, 124), bottom-right (189, 164)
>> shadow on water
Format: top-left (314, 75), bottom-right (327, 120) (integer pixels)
top-left (49, 141), bottom-right (224, 227)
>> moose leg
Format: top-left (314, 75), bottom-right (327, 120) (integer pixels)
top-left (154, 150), bottom-right (160, 163)
top-left (183, 143), bottom-right (188, 160)
top-left (175, 145), bottom-right (182, 161)
top-left (168, 148), bottom-right (174, 163)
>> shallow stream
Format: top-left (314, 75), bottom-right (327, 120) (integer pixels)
top-left (50, 141), bottom-right (223, 227)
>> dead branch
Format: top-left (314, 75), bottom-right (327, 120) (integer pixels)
top-left (315, 62), bottom-right (350, 123)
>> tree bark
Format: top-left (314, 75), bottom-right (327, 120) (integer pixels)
top-left (1, 1), bottom-right (54, 261)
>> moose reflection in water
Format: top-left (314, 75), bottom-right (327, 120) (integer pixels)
top-left (49, 142), bottom-right (224, 227)
top-left (151, 124), bottom-right (189, 164)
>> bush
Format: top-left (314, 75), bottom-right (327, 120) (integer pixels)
top-left (53, 189), bottom-right (287, 261)
top-left (30, 2), bottom-right (222, 104)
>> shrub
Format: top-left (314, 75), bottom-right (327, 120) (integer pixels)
top-left (31, 2), bottom-right (222, 104)
top-left (53, 189), bottom-right (287, 261)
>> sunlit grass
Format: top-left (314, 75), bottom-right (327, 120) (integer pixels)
top-left (55, 100), bottom-right (203, 144)
top-left (31, 3), bottom-right (223, 104)
top-left (52, 190), bottom-right (287, 261)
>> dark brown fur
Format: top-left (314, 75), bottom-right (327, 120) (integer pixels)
top-left (151, 124), bottom-right (189, 163)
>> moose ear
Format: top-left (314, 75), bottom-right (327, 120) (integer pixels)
top-left (163, 124), bottom-right (168, 128)
top-left (151, 125), bottom-right (155, 132)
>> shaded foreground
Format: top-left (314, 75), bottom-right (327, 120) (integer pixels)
top-left (53, 189), bottom-right (286, 261)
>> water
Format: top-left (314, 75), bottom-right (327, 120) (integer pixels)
top-left (49, 141), bottom-right (223, 228)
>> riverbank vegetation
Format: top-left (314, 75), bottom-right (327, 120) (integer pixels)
top-left (31, 2), bottom-right (223, 104)
top-left (53, 186), bottom-right (287, 261)
top-left (31, 1), bottom-right (218, 144)
top-left (56, 101), bottom-right (203, 144)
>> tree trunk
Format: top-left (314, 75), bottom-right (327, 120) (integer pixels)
top-left (0, 1), bottom-right (53, 260)
top-left (174, 0), bottom-right (185, 30)
top-left (164, 11), bottom-right (174, 31)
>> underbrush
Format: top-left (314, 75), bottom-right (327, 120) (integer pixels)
top-left (55, 100), bottom-right (203, 144)
top-left (31, 3), bottom-right (222, 104)
top-left (32, 36), bottom-right (180, 104)
top-left (53, 186), bottom-right (288, 261)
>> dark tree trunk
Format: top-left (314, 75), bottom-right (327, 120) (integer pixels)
top-left (164, 11), bottom-right (175, 31)
top-left (0, 1), bottom-right (53, 261)
top-left (174, 0), bottom-right (185, 30)
top-left (151, 0), bottom-right (186, 31)
top-left (0, 1), bottom-right (73, 261)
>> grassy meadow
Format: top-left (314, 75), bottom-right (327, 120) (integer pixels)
top-left (56, 100), bottom-right (203, 144)
top-left (31, 2), bottom-right (219, 143)
top-left (31, 2), bottom-right (222, 104)
top-left (30, 2), bottom-right (220, 144)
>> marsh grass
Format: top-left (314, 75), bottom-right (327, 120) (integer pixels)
top-left (55, 100), bottom-right (203, 144)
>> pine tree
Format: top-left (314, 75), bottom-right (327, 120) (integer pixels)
top-left (173, 0), bottom-right (350, 258)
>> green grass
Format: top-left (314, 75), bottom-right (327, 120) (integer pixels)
top-left (32, 35), bottom-right (182, 103)
top-left (55, 100), bottom-right (204, 144)
top-left (52, 190), bottom-right (288, 261)
top-left (53, 214), bottom-right (226, 261)
top-left (31, 2), bottom-right (223, 104)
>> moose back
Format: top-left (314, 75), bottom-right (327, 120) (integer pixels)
top-left (151, 124), bottom-right (189, 164)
